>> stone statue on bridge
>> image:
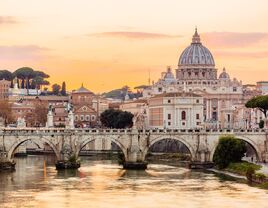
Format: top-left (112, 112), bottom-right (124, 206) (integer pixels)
top-left (132, 111), bottom-right (146, 130)
top-left (46, 104), bottom-right (54, 128)
top-left (0, 117), bottom-right (4, 127)
top-left (17, 117), bottom-right (26, 128)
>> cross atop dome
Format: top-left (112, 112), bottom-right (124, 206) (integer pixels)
top-left (192, 27), bottom-right (201, 44)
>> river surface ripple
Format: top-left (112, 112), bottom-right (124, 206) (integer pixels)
top-left (0, 155), bottom-right (268, 208)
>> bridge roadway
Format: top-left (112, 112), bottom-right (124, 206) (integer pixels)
top-left (0, 128), bottom-right (268, 169)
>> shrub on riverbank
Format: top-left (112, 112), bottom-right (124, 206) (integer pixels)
top-left (226, 162), bottom-right (261, 176)
top-left (259, 182), bottom-right (268, 189)
top-left (213, 136), bottom-right (247, 169)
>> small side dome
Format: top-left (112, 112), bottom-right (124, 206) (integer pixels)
top-left (219, 67), bottom-right (230, 80)
top-left (163, 66), bottom-right (175, 80)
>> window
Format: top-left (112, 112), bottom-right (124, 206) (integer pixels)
top-left (168, 122), bottom-right (171, 126)
top-left (75, 115), bottom-right (78, 121)
top-left (196, 114), bottom-right (200, 119)
top-left (168, 114), bottom-right (171, 120)
top-left (233, 87), bottom-right (237, 92)
top-left (196, 99), bottom-right (199, 103)
top-left (80, 115), bottom-right (84, 121)
top-left (212, 112), bottom-right (217, 121)
top-left (85, 115), bottom-right (90, 121)
top-left (181, 111), bottom-right (186, 120)
top-left (91, 115), bottom-right (95, 121)
top-left (227, 114), bottom-right (230, 122)
top-left (167, 99), bottom-right (171, 103)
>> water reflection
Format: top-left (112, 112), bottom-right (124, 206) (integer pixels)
top-left (0, 155), bottom-right (268, 208)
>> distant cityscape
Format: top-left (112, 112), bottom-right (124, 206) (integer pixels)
top-left (0, 29), bottom-right (267, 130)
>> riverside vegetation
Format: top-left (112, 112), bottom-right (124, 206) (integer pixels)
top-left (213, 136), bottom-right (268, 188)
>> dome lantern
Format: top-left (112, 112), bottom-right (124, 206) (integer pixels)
top-left (192, 27), bottom-right (201, 44)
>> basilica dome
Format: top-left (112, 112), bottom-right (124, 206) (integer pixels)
top-left (178, 28), bottom-right (215, 67)
top-left (219, 68), bottom-right (230, 79)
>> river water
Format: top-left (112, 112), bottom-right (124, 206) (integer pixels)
top-left (0, 155), bottom-right (268, 208)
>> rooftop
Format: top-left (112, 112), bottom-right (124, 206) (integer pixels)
top-left (152, 92), bottom-right (202, 98)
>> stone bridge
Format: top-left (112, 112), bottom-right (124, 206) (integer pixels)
top-left (0, 128), bottom-right (268, 169)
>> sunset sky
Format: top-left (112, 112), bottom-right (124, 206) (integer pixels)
top-left (0, 0), bottom-right (268, 92)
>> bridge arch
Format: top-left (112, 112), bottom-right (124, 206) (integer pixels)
top-left (7, 136), bottom-right (60, 160)
top-left (76, 136), bottom-right (127, 160)
top-left (144, 136), bottom-right (196, 160)
top-left (210, 135), bottom-right (262, 162)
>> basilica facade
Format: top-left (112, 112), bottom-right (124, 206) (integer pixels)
top-left (142, 29), bottom-right (259, 129)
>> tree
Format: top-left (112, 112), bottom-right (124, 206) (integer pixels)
top-left (100, 109), bottom-right (133, 128)
top-left (33, 71), bottom-right (49, 79)
top-left (14, 67), bottom-right (35, 94)
top-left (52, 84), bottom-right (61, 95)
top-left (32, 76), bottom-right (50, 90)
top-left (13, 68), bottom-right (50, 91)
top-left (61, 81), bottom-right (67, 96)
top-left (0, 100), bottom-right (14, 125)
top-left (246, 95), bottom-right (268, 118)
top-left (25, 102), bottom-right (47, 127)
top-left (0, 70), bottom-right (14, 81)
top-left (213, 136), bottom-right (247, 169)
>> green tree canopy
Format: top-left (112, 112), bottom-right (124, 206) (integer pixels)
top-left (213, 136), bottom-right (247, 169)
top-left (33, 70), bottom-right (50, 79)
top-left (134, 85), bottom-right (149, 89)
top-left (245, 95), bottom-right (268, 118)
top-left (0, 70), bottom-right (14, 81)
top-left (100, 109), bottom-right (133, 129)
top-left (61, 81), bottom-right (67, 96)
top-left (52, 83), bottom-right (61, 95)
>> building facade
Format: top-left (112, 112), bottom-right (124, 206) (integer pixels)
top-left (0, 79), bottom-right (11, 100)
top-left (256, 81), bottom-right (268, 95)
top-left (148, 92), bottom-right (203, 129)
top-left (71, 85), bottom-right (98, 127)
top-left (143, 28), bottom-right (256, 129)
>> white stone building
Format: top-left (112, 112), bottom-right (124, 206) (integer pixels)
top-left (143, 28), bottom-right (252, 129)
top-left (148, 92), bottom-right (203, 129)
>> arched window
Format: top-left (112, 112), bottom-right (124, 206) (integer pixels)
top-left (91, 115), bottom-right (95, 121)
top-left (80, 115), bottom-right (84, 121)
top-left (181, 111), bottom-right (186, 120)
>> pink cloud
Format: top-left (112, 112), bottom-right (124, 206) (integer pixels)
top-left (0, 45), bottom-right (49, 61)
top-left (0, 16), bottom-right (18, 24)
top-left (89, 31), bottom-right (180, 39)
top-left (214, 50), bottom-right (268, 58)
top-left (202, 32), bottom-right (268, 48)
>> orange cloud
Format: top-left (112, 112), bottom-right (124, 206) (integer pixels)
top-left (202, 32), bottom-right (268, 48)
top-left (88, 31), bottom-right (180, 39)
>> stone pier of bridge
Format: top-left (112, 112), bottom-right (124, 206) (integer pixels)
top-left (0, 128), bottom-right (268, 170)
